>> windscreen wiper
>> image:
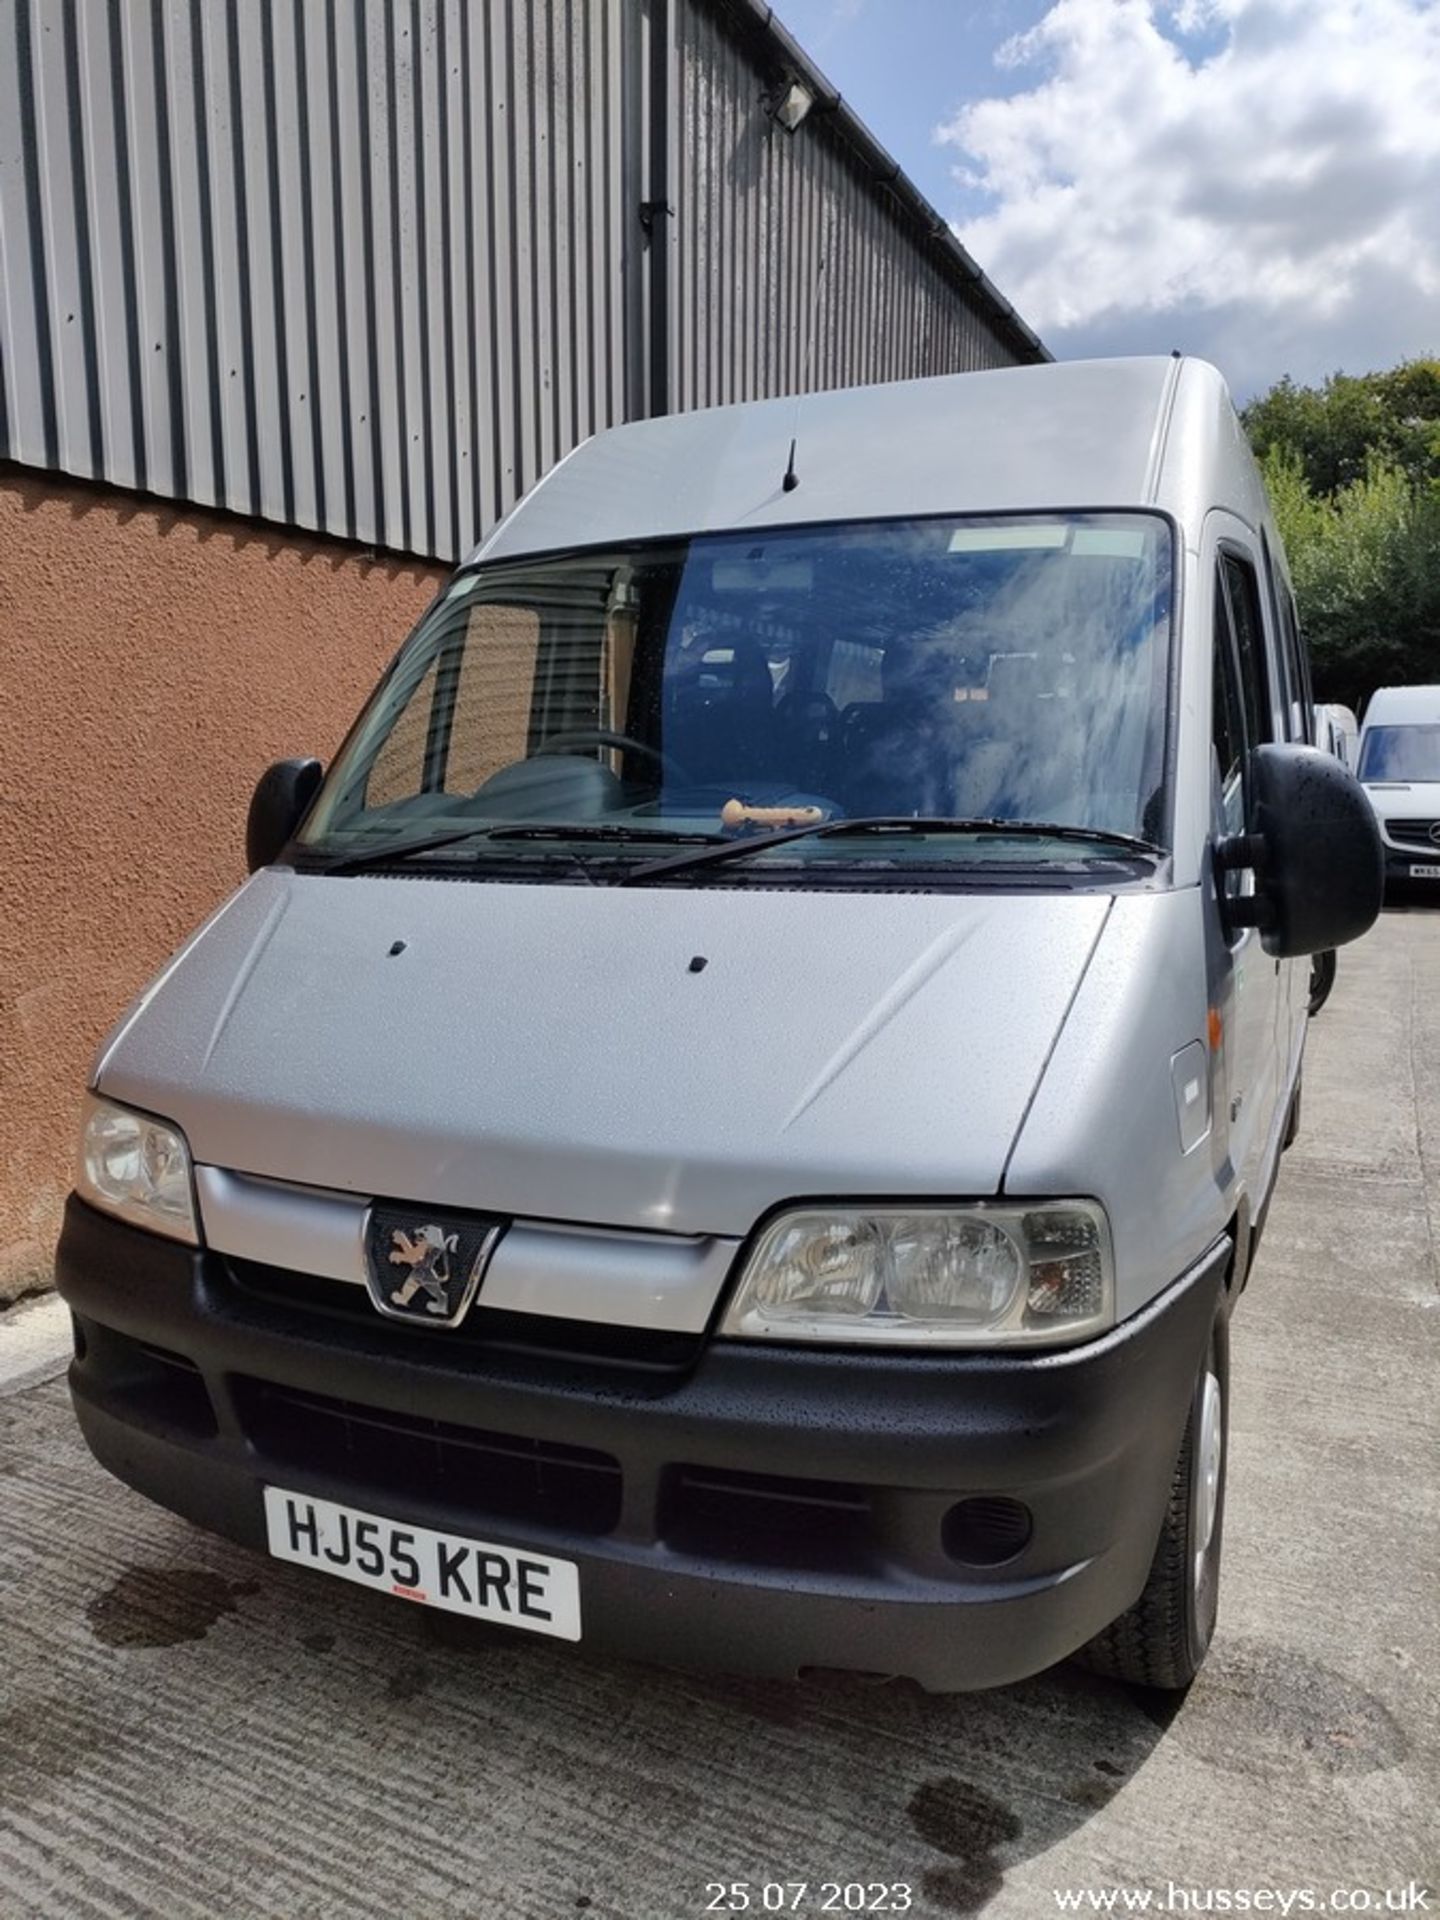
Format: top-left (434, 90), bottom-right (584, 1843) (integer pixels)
top-left (308, 825), bottom-right (498, 875)
top-left (618, 816), bottom-right (1165, 886)
top-left (308, 821), bottom-right (724, 876)
top-left (486, 824), bottom-right (725, 846)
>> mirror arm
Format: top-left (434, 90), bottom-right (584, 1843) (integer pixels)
top-left (1224, 893), bottom-right (1275, 931)
top-left (1216, 831), bottom-right (1266, 874)
top-left (1215, 831), bottom-right (1276, 935)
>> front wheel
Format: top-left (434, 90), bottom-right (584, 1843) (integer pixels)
top-left (1308, 949), bottom-right (1337, 1017)
top-left (1074, 1314), bottom-right (1228, 1691)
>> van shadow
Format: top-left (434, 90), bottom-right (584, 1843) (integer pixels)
top-left (80, 1521), bottom-right (1407, 1916)
top-left (680, 1660), bottom-right (1176, 1914)
top-left (402, 1608), bottom-right (1175, 1914)
top-left (383, 1609), bottom-right (1403, 1912)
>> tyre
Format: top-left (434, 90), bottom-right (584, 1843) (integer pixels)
top-left (1073, 1314), bottom-right (1228, 1691)
top-left (1307, 949), bottom-right (1337, 1017)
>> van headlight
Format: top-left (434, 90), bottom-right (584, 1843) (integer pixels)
top-left (719, 1202), bottom-right (1113, 1347)
top-left (76, 1094), bottom-right (199, 1245)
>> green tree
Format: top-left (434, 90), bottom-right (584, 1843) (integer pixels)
top-left (1244, 359), bottom-right (1440, 497)
top-left (1245, 359), bottom-right (1440, 708)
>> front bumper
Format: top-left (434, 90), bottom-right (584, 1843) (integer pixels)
top-left (1381, 844), bottom-right (1440, 884)
top-left (55, 1196), bottom-right (1227, 1691)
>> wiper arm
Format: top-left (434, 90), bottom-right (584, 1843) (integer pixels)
top-left (619, 815), bottom-right (1164, 885)
top-left (486, 824), bottom-right (725, 846)
top-left (308, 825), bottom-right (497, 875)
top-left (953, 820), bottom-right (1165, 856)
top-left (307, 820), bottom-right (726, 876)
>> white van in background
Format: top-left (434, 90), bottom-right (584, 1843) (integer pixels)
top-left (1357, 686), bottom-right (1440, 889)
top-left (1314, 703), bottom-right (1358, 769)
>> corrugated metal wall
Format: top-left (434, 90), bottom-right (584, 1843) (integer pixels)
top-left (664, 0), bottom-right (1019, 414)
top-left (0, 0), bottom-right (1041, 566)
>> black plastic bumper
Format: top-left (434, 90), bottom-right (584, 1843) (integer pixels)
top-left (1383, 846), bottom-right (1440, 885)
top-left (55, 1195), bottom-right (1227, 1691)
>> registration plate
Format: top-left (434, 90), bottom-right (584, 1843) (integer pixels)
top-left (263, 1487), bottom-right (581, 1641)
top-left (1409, 864), bottom-right (1440, 879)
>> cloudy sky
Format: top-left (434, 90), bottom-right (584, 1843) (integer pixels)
top-left (774, 0), bottom-right (1440, 400)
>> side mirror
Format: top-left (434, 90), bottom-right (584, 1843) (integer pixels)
top-left (1219, 743), bottom-right (1383, 958)
top-left (246, 758), bottom-right (324, 872)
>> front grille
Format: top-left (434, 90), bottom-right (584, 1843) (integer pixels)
top-left (1385, 818), bottom-right (1440, 850)
top-left (232, 1379), bottom-right (623, 1535)
top-left (222, 1257), bottom-right (703, 1376)
top-left (658, 1464), bottom-right (874, 1571)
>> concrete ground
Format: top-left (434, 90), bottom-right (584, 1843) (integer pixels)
top-left (1, 913), bottom-right (1436, 1920)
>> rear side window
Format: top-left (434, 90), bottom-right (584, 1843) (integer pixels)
top-left (1261, 530), bottom-right (1312, 743)
top-left (1278, 584), bottom-right (1312, 744)
top-left (1219, 552), bottom-right (1271, 752)
top-left (1212, 589), bottom-right (1248, 845)
top-left (1282, 583), bottom-right (1320, 741)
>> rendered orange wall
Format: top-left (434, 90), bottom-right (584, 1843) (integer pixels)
top-left (0, 468), bottom-right (446, 1302)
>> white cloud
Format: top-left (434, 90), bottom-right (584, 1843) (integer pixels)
top-left (938, 0), bottom-right (1440, 393)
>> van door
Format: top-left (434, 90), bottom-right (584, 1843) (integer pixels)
top-left (1206, 518), bottom-right (1284, 1214)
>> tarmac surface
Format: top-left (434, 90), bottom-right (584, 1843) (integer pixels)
top-left (1, 910), bottom-right (1436, 1920)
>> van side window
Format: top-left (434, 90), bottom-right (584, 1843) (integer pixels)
top-left (367, 657), bottom-right (441, 807)
top-left (1260, 532), bottom-right (1297, 741)
top-left (1280, 587), bottom-right (1314, 743)
top-left (1219, 552), bottom-right (1271, 749)
top-left (1212, 593), bottom-right (1248, 847)
top-left (1262, 529), bottom-right (1314, 743)
top-left (443, 606), bottom-right (542, 792)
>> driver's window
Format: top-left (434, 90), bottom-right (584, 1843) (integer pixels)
top-left (441, 605), bottom-right (541, 793)
top-left (1212, 582), bottom-right (1248, 848)
top-left (1219, 551), bottom-right (1271, 750)
top-left (368, 658), bottom-right (439, 808)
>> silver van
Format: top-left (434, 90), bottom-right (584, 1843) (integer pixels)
top-left (58, 356), bottom-right (1382, 1692)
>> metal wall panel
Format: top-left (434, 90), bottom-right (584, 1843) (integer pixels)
top-left (666, 0), bottom-right (1024, 417)
top-left (0, 0), bottom-right (1041, 564)
top-left (0, 0), bottom-right (635, 560)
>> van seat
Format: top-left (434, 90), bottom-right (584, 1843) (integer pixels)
top-left (841, 699), bottom-right (947, 817)
top-left (663, 635), bottom-right (778, 787)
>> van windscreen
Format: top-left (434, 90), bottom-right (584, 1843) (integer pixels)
top-left (300, 512), bottom-right (1173, 879)
top-left (1358, 725), bottom-right (1440, 783)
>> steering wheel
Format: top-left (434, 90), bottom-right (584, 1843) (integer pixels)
top-left (536, 728), bottom-right (692, 785)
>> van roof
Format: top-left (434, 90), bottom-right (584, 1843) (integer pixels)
top-left (1361, 686), bottom-right (1440, 726)
top-left (474, 355), bottom-right (1268, 564)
